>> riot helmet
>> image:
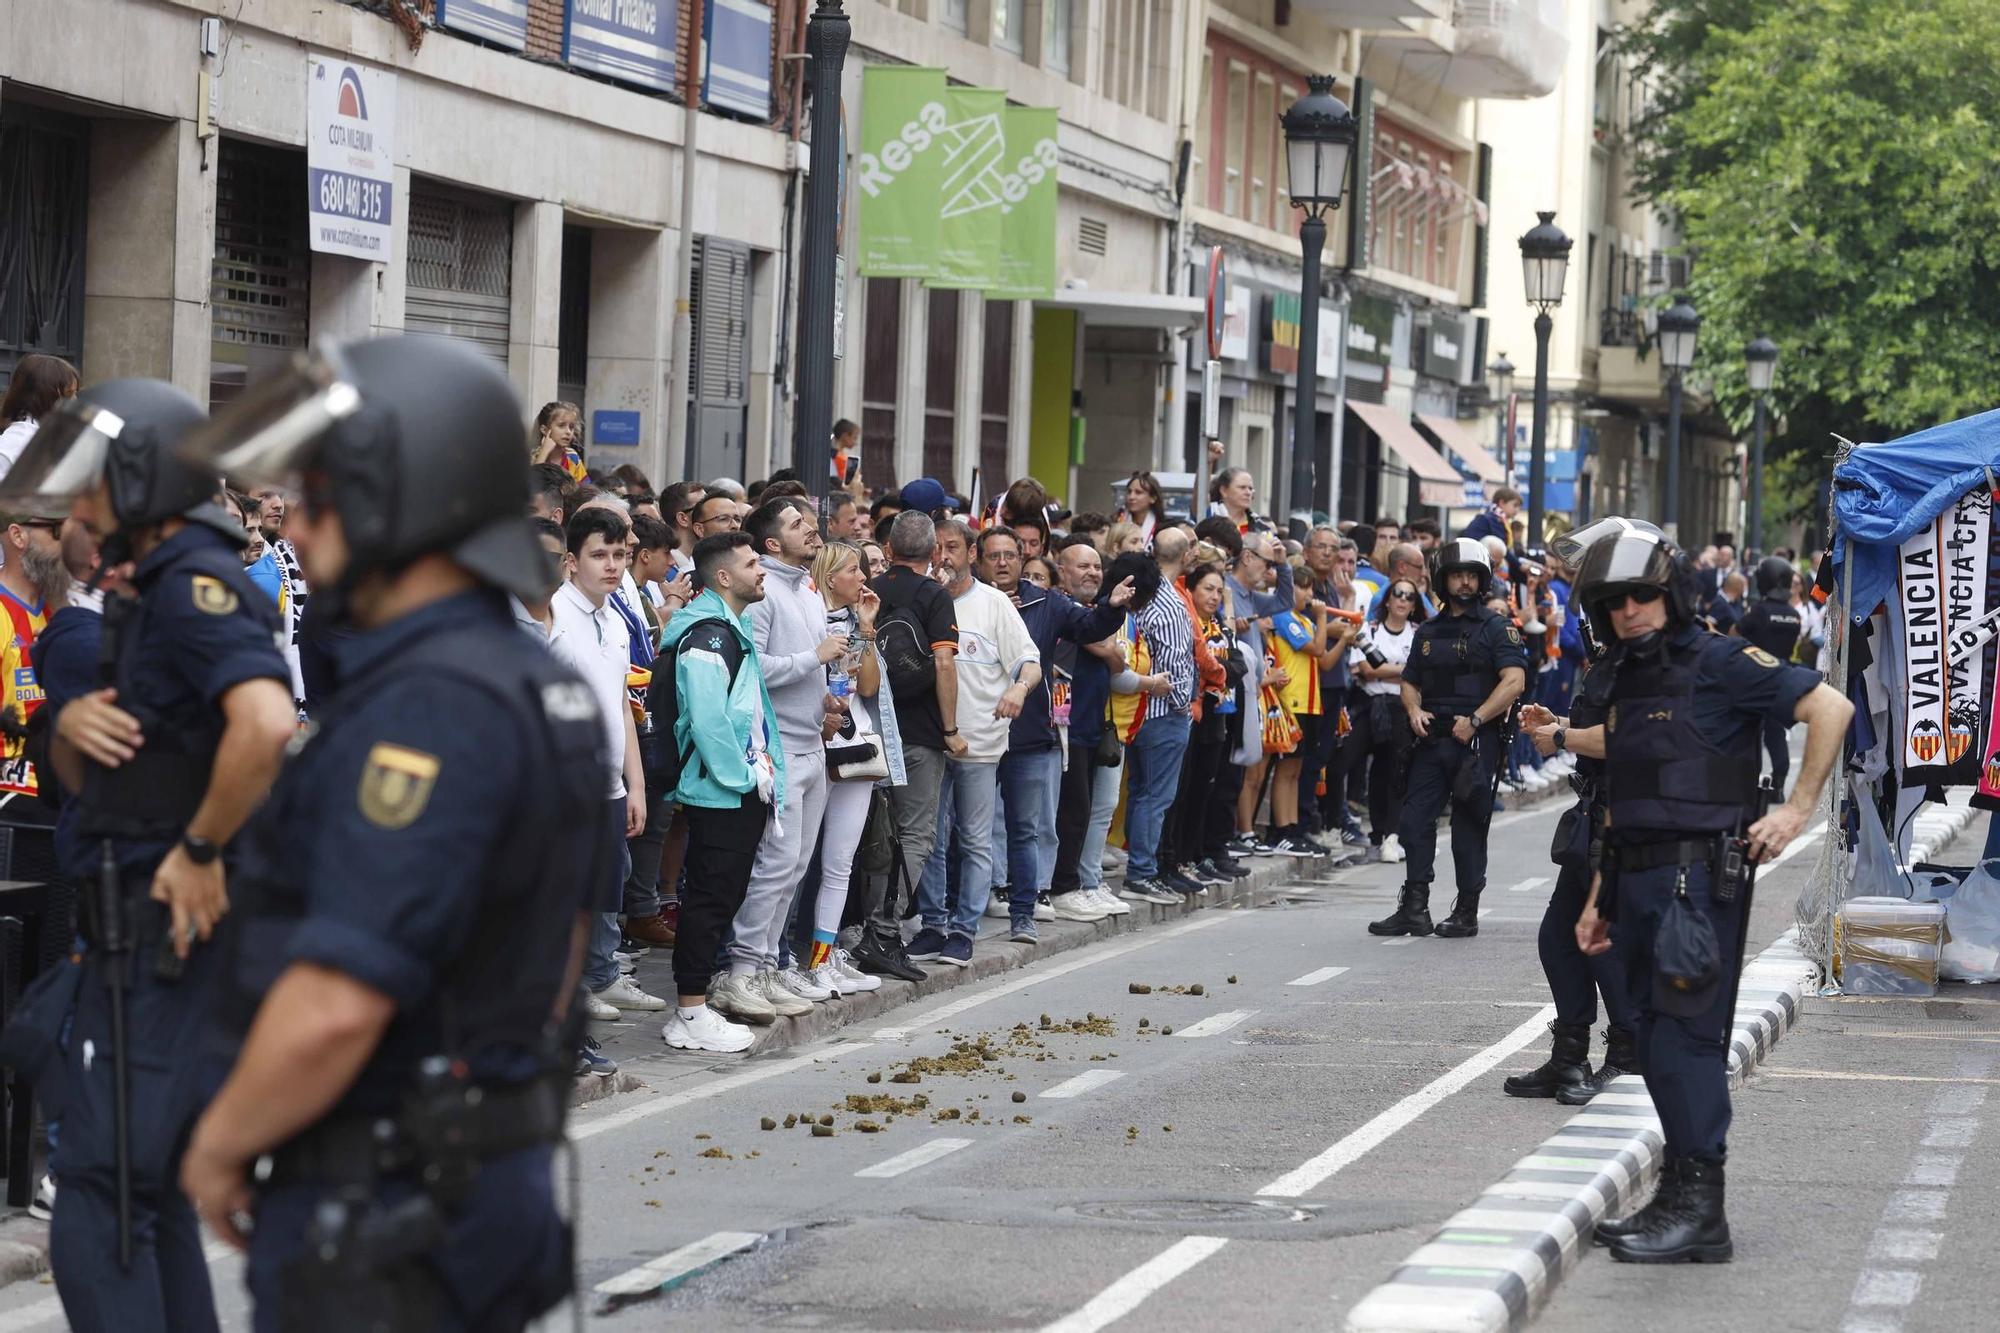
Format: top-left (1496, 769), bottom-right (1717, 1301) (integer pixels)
top-left (1753, 555), bottom-right (1795, 599)
top-left (0, 378), bottom-right (243, 555)
top-left (1573, 527), bottom-right (1698, 650)
top-left (1551, 515), bottom-right (1663, 567)
top-left (176, 337), bottom-right (552, 605)
top-left (1431, 537), bottom-right (1494, 609)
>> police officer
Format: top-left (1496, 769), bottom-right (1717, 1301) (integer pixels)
top-left (1505, 518), bottom-right (1656, 1103)
top-left (1733, 556), bottom-right (1805, 790)
top-left (177, 336), bottom-right (602, 1332)
top-left (1369, 538), bottom-right (1528, 939)
top-left (1571, 527), bottom-right (1850, 1263)
top-left (0, 381), bottom-right (298, 1333)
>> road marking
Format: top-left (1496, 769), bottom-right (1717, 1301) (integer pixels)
top-left (1381, 937), bottom-right (1419, 947)
top-left (872, 914), bottom-right (1231, 1042)
top-left (1173, 1009), bottom-right (1256, 1039)
top-left (594, 1231), bottom-right (764, 1302)
top-left (1041, 1069), bottom-right (1127, 1099)
top-left (854, 1136), bottom-right (974, 1179)
top-left (1287, 966), bottom-right (1350, 986)
top-left (1490, 804), bottom-right (1561, 831)
top-left (1506, 876), bottom-right (1551, 893)
top-left (1257, 1004), bottom-right (1556, 1197)
top-left (569, 1042), bottom-right (877, 1142)
top-left (1038, 1235), bottom-right (1230, 1333)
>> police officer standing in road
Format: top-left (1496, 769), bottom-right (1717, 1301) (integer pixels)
top-left (1571, 527), bottom-right (1850, 1263)
top-left (174, 338), bottom-right (603, 1331)
top-left (0, 381), bottom-right (298, 1333)
top-left (1370, 538), bottom-right (1528, 939)
top-left (1732, 556), bottom-right (1806, 792)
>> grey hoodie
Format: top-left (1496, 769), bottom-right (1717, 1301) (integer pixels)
top-left (750, 555), bottom-right (832, 752)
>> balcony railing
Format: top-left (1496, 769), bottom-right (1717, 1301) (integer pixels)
top-left (1599, 308), bottom-right (1643, 349)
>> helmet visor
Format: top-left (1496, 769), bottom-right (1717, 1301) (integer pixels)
top-left (0, 403), bottom-right (119, 514)
top-left (176, 348), bottom-right (362, 486)
top-left (1552, 516), bottom-right (1661, 566)
top-left (1575, 530), bottom-right (1680, 608)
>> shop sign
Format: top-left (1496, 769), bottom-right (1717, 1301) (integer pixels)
top-left (1346, 293), bottom-right (1395, 367)
top-left (1317, 305), bottom-right (1341, 380)
top-left (564, 0), bottom-right (678, 95)
top-left (306, 56), bottom-right (397, 262)
top-left (704, 0), bottom-right (774, 119)
top-left (1220, 285), bottom-right (1252, 362)
top-left (1262, 291), bottom-right (1300, 375)
top-left (855, 67), bottom-right (948, 278)
top-left (1422, 314), bottom-right (1466, 381)
top-left (592, 410), bottom-right (642, 447)
top-left (434, 0), bottom-right (528, 50)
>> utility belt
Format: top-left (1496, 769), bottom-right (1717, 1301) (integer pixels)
top-left (1612, 836), bottom-right (1723, 875)
top-left (264, 1071), bottom-right (565, 1193)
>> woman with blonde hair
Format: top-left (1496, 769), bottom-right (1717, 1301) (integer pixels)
top-left (1099, 519), bottom-right (1145, 558)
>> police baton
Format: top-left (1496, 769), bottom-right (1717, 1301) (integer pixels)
top-left (96, 839), bottom-right (135, 1271)
top-left (1487, 699), bottom-right (1522, 808)
top-left (1719, 777), bottom-right (1777, 1031)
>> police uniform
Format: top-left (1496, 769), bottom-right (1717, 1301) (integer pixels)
top-left (51, 524), bottom-right (287, 1333)
top-left (223, 591), bottom-right (600, 1331)
top-left (1596, 622), bottom-right (1818, 1259)
top-left (1733, 593), bottom-right (1804, 786)
top-left (1373, 599), bottom-right (1528, 936)
top-left (1503, 655), bottom-right (1636, 1101)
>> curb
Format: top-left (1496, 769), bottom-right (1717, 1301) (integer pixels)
top-left (1343, 927), bottom-right (1817, 1333)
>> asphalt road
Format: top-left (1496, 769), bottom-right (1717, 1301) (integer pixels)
top-left (1, 788), bottom-right (1990, 1333)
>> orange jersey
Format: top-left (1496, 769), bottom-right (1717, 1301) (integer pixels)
top-left (0, 589), bottom-right (46, 796)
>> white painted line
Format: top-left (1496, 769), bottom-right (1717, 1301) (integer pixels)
top-left (1257, 1004), bottom-right (1557, 1198)
top-left (569, 1042), bottom-right (877, 1142)
top-left (873, 914), bottom-right (1231, 1041)
top-left (1851, 1269), bottom-right (1922, 1308)
top-left (1491, 804), bottom-right (1562, 831)
top-left (1038, 1235), bottom-right (1230, 1333)
top-left (1173, 1009), bottom-right (1257, 1039)
top-left (1771, 824), bottom-right (1825, 866)
top-left (1478, 908), bottom-right (1493, 918)
top-left (594, 1230), bottom-right (764, 1301)
top-left (853, 1136), bottom-right (974, 1179)
top-left (1288, 966), bottom-right (1350, 986)
top-left (1868, 1230), bottom-right (1943, 1263)
top-left (1882, 1190), bottom-right (1947, 1223)
top-left (1381, 937), bottom-right (1419, 947)
top-left (1506, 876), bottom-right (1551, 894)
top-left (1905, 1153), bottom-right (1962, 1188)
top-left (1041, 1069), bottom-right (1127, 1099)
top-left (1920, 1118), bottom-right (1976, 1149)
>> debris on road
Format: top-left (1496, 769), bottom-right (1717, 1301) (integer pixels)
top-left (1129, 982), bottom-right (1153, 994)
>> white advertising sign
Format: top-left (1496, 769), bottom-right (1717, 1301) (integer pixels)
top-left (1317, 306), bottom-right (1342, 382)
top-left (307, 56), bottom-right (397, 262)
top-left (1220, 286), bottom-right (1252, 362)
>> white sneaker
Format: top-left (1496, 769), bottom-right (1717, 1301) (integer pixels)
top-left (1032, 893), bottom-right (1056, 921)
top-left (984, 896), bottom-right (1012, 919)
top-left (1380, 834), bottom-right (1405, 864)
top-left (804, 961), bottom-right (850, 997)
top-left (1047, 890), bottom-right (1111, 922)
top-left (755, 969), bottom-right (814, 1017)
top-left (832, 949), bottom-right (883, 992)
top-left (593, 975), bottom-right (668, 1012)
top-left (776, 965), bottom-right (834, 1002)
top-left (1100, 848), bottom-right (1127, 871)
top-left (28, 1174), bottom-right (53, 1221)
top-left (583, 991), bottom-right (621, 1020)
top-left (663, 1004), bottom-right (755, 1053)
top-left (1090, 888), bottom-right (1132, 916)
top-left (708, 972), bottom-right (778, 1024)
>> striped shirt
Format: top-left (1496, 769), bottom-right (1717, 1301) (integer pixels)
top-left (1133, 591), bottom-right (1195, 720)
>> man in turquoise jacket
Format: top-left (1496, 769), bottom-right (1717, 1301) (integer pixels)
top-left (658, 531), bottom-right (787, 1053)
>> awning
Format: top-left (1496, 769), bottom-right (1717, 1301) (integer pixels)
top-left (1349, 400), bottom-right (1466, 509)
top-left (1036, 289), bottom-right (1204, 331)
top-left (1416, 412), bottom-right (1509, 487)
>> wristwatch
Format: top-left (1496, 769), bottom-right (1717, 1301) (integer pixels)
top-left (943, 728), bottom-right (960, 737)
top-left (180, 832), bottom-right (221, 866)
top-left (1553, 727), bottom-right (1568, 754)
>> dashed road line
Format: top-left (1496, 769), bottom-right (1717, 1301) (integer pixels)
top-left (853, 1136), bottom-right (975, 1179)
top-left (1505, 876), bottom-right (1551, 894)
top-left (1041, 1070), bottom-right (1127, 1099)
top-left (1288, 966), bottom-right (1351, 986)
top-left (1173, 1009), bottom-right (1257, 1039)
top-left (594, 1231), bottom-right (764, 1304)
top-left (1038, 1235), bottom-right (1231, 1333)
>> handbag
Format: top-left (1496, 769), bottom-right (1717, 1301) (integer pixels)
top-left (1094, 727), bottom-right (1124, 769)
top-left (826, 733), bottom-right (889, 782)
top-left (1259, 685), bottom-right (1303, 754)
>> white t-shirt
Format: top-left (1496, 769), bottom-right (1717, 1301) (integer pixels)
top-left (550, 580), bottom-right (631, 799)
top-left (1355, 620), bottom-right (1415, 697)
top-left (0, 419), bottom-right (39, 483)
top-left (826, 604), bottom-right (876, 735)
top-left (945, 579), bottom-right (1039, 763)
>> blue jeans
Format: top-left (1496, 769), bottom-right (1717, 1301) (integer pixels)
top-left (1002, 747), bottom-right (1062, 916)
top-left (1124, 712), bottom-right (1191, 880)
top-left (1078, 760), bottom-right (1122, 889)
top-left (919, 758), bottom-right (1000, 938)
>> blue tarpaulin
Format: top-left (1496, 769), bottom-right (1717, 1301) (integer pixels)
top-left (1833, 405), bottom-right (2000, 618)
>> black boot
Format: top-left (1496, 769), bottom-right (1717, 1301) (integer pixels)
top-left (851, 931), bottom-right (926, 983)
top-left (1595, 1158), bottom-right (1680, 1246)
top-left (1502, 1021), bottom-right (1592, 1098)
top-left (1367, 885), bottom-right (1433, 936)
top-left (1610, 1158), bottom-right (1733, 1264)
top-left (1558, 1024), bottom-right (1641, 1106)
top-left (1432, 891), bottom-right (1481, 938)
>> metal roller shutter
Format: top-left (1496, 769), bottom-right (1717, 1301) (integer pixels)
top-left (210, 139), bottom-right (310, 406)
top-left (405, 186), bottom-right (513, 366)
top-left (690, 236), bottom-right (750, 481)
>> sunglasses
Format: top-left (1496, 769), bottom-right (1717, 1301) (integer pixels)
top-left (1388, 587), bottom-right (1417, 600)
top-left (1600, 586), bottom-right (1665, 610)
top-left (16, 518), bottom-right (62, 534)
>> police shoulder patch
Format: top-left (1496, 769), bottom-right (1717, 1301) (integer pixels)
top-left (357, 743), bottom-right (441, 830)
top-left (191, 575), bottom-right (239, 616)
top-left (1742, 646), bottom-right (1782, 668)
top-left (1505, 624), bottom-right (1524, 645)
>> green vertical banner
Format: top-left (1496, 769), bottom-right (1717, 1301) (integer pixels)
top-left (855, 67), bottom-right (949, 279)
top-left (932, 87), bottom-right (1007, 289)
top-left (993, 106), bottom-right (1059, 299)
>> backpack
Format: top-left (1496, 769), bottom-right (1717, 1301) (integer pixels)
top-left (644, 616), bottom-right (743, 795)
top-left (873, 584), bottom-right (938, 700)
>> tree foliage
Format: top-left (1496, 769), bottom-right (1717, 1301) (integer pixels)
top-left (1623, 0), bottom-right (2000, 529)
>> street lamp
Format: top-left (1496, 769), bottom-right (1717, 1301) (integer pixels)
top-left (1517, 211), bottom-right (1571, 553)
top-left (791, 0), bottom-right (851, 499)
top-left (1744, 334), bottom-right (1779, 556)
top-left (1488, 352), bottom-right (1515, 474)
top-left (1280, 75), bottom-right (1357, 536)
top-left (1657, 293), bottom-right (1700, 541)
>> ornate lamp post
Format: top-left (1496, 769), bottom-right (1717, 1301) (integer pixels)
top-left (1279, 75), bottom-right (1357, 535)
top-left (1518, 212), bottom-right (1572, 552)
top-left (1657, 293), bottom-right (1701, 541)
top-left (1744, 334), bottom-right (1779, 556)
top-left (792, 0), bottom-right (851, 498)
